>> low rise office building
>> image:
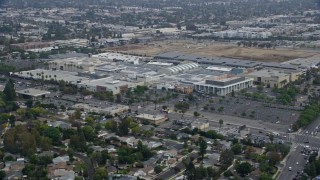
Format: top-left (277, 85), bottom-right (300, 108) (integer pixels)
top-left (136, 114), bottom-right (169, 125)
top-left (16, 88), bottom-right (51, 100)
top-left (191, 121), bottom-right (210, 131)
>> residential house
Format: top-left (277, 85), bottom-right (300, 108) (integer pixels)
top-left (219, 140), bottom-right (232, 150)
top-left (132, 166), bottom-right (154, 178)
top-left (48, 162), bottom-right (75, 180)
top-left (177, 132), bottom-right (191, 140)
top-left (203, 153), bottom-right (220, 168)
top-left (143, 141), bottom-right (163, 149)
top-left (4, 160), bottom-right (25, 180)
top-left (90, 146), bottom-right (107, 152)
top-left (118, 137), bottom-right (139, 148)
top-left (52, 155), bottom-right (70, 164)
top-left (47, 121), bottom-right (72, 129)
top-left (106, 145), bottom-right (117, 153)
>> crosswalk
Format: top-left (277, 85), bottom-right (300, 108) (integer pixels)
top-left (294, 143), bottom-right (320, 151)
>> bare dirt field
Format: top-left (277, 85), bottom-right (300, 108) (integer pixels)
top-left (103, 40), bottom-right (320, 62)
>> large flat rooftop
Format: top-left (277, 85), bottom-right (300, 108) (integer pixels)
top-left (14, 69), bottom-right (89, 84)
top-left (247, 69), bottom-right (290, 78)
top-left (17, 88), bottom-right (50, 97)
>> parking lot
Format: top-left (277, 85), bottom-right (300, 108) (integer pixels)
top-left (198, 96), bottom-right (300, 126)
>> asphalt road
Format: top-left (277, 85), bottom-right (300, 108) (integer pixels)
top-left (278, 145), bottom-right (306, 180)
top-left (301, 116), bottom-right (320, 137)
top-left (155, 152), bottom-right (198, 180)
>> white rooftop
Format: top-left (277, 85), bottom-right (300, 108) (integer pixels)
top-left (136, 113), bottom-right (167, 121)
top-left (206, 66), bottom-right (233, 72)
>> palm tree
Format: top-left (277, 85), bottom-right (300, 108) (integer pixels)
top-left (269, 134), bottom-right (274, 144)
top-left (154, 93), bottom-right (159, 110)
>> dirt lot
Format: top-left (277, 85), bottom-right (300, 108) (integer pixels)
top-left (104, 40), bottom-right (320, 62)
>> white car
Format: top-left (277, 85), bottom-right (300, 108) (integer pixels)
top-left (296, 162), bottom-right (299, 165)
top-left (289, 167), bottom-right (292, 171)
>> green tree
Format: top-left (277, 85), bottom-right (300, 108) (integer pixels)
top-left (93, 167), bottom-right (108, 180)
top-left (85, 116), bottom-right (95, 126)
top-left (69, 135), bottom-right (86, 152)
top-left (174, 102), bottom-right (190, 118)
top-left (43, 127), bottom-right (61, 145)
top-left (99, 150), bottom-right (109, 165)
top-left (4, 126), bottom-right (36, 155)
top-left (74, 109), bottom-right (81, 119)
top-left (0, 170), bottom-right (6, 179)
top-left (154, 165), bottom-right (162, 174)
top-left (235, 162), bottom-right (253, 177)
top-left (25, 99), bottom-right (33, 108)
top-left (195, 165), bottom-right (208, 179)
top-left (9, 115), bottom-right (16, 127)
top-left (257, 85), bottom-right (264, 92)
top-left (82, 126), bottom-right (96, 142)
top-left (231, 143), bottom-right (243, 155)
top-left (184, 158), bottom-right (196, 180)
top-left (267, 151), bottom-right (281, 166)
top-left (260, 172), bottom-right (273, 180)
top-left (207, 167), bottom-right (219, 178)
top-left (40, 137), bottom-right (52, 151)
top-left (118, 117), bottom-right (130, 136)
top-left (220, 150), bottom-right (235, 170)
top-left (116, 94), bottom-right (121, 103)
top-left (305, 162), bottom-right (317, 177)
top-left (219, 119), bottom-right (223, 128)
top-left (3, 79), bottom-right (16, 101)
top-left (199, 137), bottom-right (207, 159)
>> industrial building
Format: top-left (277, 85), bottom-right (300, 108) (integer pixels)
top-left (194, 76), bottom-right (254, 96)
